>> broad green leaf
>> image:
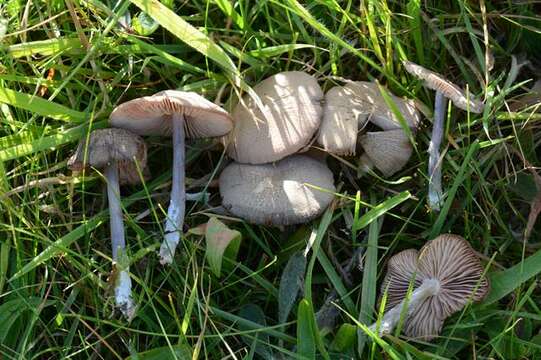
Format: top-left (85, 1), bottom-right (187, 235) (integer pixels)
top-left (278, 251), bottom-right (306, 324)
top-left (331, 323), bottom-right (356, 352)
top-left (485, 248), bottom-right (541, 305)
top-left (132, 12), bottom-right (159, 35)
top-left (205, 217), bottom-right (242, 277)
top-left (297, 299), bottom-right (316, 359)
top-left (0, 87), bottom-right (86, 122)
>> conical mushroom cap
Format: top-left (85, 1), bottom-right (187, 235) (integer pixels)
top-left (226, 71), bottom-right (324, 164)
top-left (359, 129), bottom-right (412, 176)
top-left (317, 85), bottom-right (370, 156)
top-left (380, 234), bottom-right (490, 340)
top-left (109, 90), bottom-right (233, 138)
top-left (68, 128), bottom-right (148, 185)
top-left (219, 155), bottom-right (335, 225)
top-left (403, 61), bottom-right (484, 113)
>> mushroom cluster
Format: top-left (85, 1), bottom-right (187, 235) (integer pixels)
top-left (220, 71), bottom-right (336, 226)
top-left (370, 234), bottom-right (489, 340)
top-left (317, 81), bottom-right (420, 176)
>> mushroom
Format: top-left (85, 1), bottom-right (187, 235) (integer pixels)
top-left (369, 234), bottom-right (489, 340)
top-left (358, 129), bottom-right (413, 177)
top-left (403, 61), bottom-right (484, 211)
top-left (317, 81), bottom-right (419, 176)
top-left (226, 71), bottom-right (324, 164)
top-left (110, 90), bottom-right (233, 265)
top-left (68, 128), bottom-right (148, 319)
top-left (219, 155), bottom-right (335, 225)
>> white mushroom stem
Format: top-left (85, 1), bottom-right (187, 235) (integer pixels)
top-left (369, 278), bottom-right (440, 336)
top-left (104, 160), bottom-right (135, 320)
top-left (159, 113), bottom-right (186, 265)
top-left (427, 91), bottom-right (447, 212)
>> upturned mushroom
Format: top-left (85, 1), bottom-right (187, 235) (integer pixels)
top-left (226, 71), bottom-right (324, 164)
top-left (219, 155), bottom-right (335, 225)
top-left (403, 61), bottom-right (484, 211)
top-left (68, 128), bottom-right (148, 319)
top-left (317, 81), bottom-right (419, 176)
top-left (369, 234), bottom-right (489, 340)
top-left (110, 90), bottom-right (233, 265)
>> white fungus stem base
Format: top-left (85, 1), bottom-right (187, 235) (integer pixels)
top-left (105, 161), bottom-right (135, 319)
top-left (369, 278), bottom-right (441, 336)
top-left (427, 91), bottom-right (447, 212)
top-left (159, 113), bottom-right (186, 265)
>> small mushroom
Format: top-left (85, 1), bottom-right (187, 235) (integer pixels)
top-left (68, 128), bottom-right (148, 319)
top-left (226, 71), bottom-right (324, 164)
top-left (317, 81), bottom-right (419, 176)
top-left (369, 234), bottom-right (489, 340)
top-left (110, 90), bottom-right (233, 265)
top-left (219, 155), bottom-right (335, 225)
top-left (403, 61), bottom-right (484, 211)
top-left (358, 129), bottom-right (413, 177)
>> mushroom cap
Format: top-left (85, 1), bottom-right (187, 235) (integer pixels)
top-left (359, 129), bottom-right (413, 176)
top-left (219, 155), bottom-right (335, 225)
top-left (380, 234), bottom-right (490, 340)
top-left (317, 85), bottom-right (370, 156)
top-left (109, 90), bottom-right (233, 138)
top-left (403, 61), bottom-right (484, 113)
top-left (226, 71), bottom-right (324, 164)
top-left (68, 128), bottom-right (148, 185)
top-left (317, 82), bottom-right (419, 156)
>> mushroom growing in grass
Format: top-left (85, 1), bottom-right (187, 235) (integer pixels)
top-left (403, 61), bottom-right (484, 211)
top-left (227, 71), bottom-right (324, 164)
top-left (68, 128), bottom-right (148, 319)
top-left (317, 81), bottom-right (419, 176)
top-left (369, 234), bottom-right (489, 340)
top-left (110, 91), bottom-right (233, 265)
top-left (219, 155), bottom-right (335, 225)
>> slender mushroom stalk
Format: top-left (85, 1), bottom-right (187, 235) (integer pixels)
top-left (68, 128), bottom-right (147, 320)
top-left (403, 61), bottom-right (484, 212)
top-left (369, 278), bottom-right (440, 335)
top-left (370, 234), bottom-right (490, 340)
top-left (105, 160), bottom-right (135, 320)
top-left (109, 90), bottom-right (233, 265)
top-left (160, 114), bottom-right (186, 265)
top-left (427, 92), bottom-right (447, 211)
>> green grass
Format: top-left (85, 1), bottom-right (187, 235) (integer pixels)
top-left (1, 0), bottom-right (541, 359)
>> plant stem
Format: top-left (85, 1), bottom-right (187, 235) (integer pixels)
top-left (105, 160), bottom-right (134, 319)
top-left (427, 91), bottom-right (447, 211)
top-left (369, 278), bottom-right (440, 336)
top-left (159, 113), bottom-right (186, 265)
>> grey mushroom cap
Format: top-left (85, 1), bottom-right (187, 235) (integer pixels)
top-left (109, 90), bottom-right (233, 138)
top-left (226, 71), bottom-right (324, 164)
top-left (68, 128), bottom-right (148, 185)
top-left (317, 82), bottom-right (419, 156)
top-left (219, 155), bottom-right (335, 225)
top-left (380, 234), bottom-right (490, 340)
top-left (359, 129), bottom-right (413, 176)
top-left (403, 61), bottom-right (484, 114)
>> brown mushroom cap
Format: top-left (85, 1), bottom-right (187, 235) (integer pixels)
top-left (109, 90), bottom-right (233, 138)
top-left (226, 71), bottom-right (324, 164)
top-left (403, 61), bottom-right (484, 113)
top-left (219, 155), bottom-right (335, 225)
top-left (359, 129), bottom-right (413, 176)
top-left (380, 234), bottom-right (490, 340)
top-left (68, 128), bottom-right (147, 185)
top-left (317, 82), bottom-right (419, 156)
